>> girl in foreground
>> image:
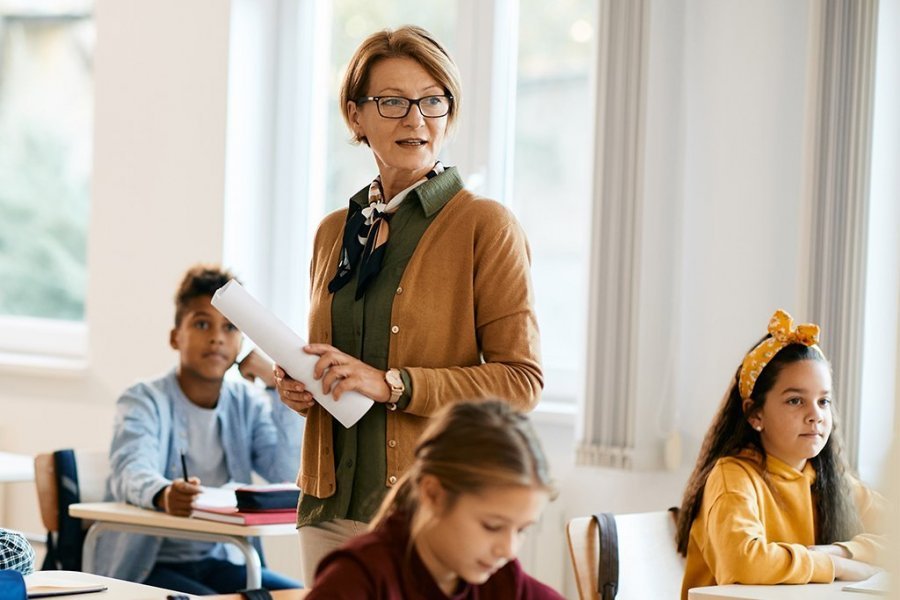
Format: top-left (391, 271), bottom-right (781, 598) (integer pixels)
top-left (306, 400), bottom-right (563, 599)
top-left (676, 309), bottom-right (886, 598)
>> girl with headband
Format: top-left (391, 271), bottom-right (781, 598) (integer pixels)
top-left (675, 309), bottom-right (887, 598)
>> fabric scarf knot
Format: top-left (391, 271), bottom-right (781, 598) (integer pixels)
top-left (738, 308), bottom-right (823, 400)
top-left (328, 162), bottom-right (444, 300)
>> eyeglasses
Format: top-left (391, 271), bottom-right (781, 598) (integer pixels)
top-left (356, 95), bottom-right (453, 119)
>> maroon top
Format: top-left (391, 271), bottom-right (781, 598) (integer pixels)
top-left (306, 512), bottom-right (564, 599)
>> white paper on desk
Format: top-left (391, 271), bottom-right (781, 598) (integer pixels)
top-left (843, 571), bottom-right (890, 595)
top-left (212, 279), bottom-right (374, 428)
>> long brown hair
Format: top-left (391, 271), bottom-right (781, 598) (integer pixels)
top-left (675, 340), bottom-right (861, 555)
top-left (370, 400), bottom-right (555, 535)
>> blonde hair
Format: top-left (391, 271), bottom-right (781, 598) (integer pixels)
top-left (371, 400), bottom-right (555, 534)
top-left (340, 25), bottom-right (462, 145)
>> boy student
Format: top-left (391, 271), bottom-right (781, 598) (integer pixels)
top-left (90, 265), bottom-right (304, 594)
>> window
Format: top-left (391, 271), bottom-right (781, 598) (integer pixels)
top-left (252, 0), bottom-right (596, 410)
top-left (0, 0), bottom-right (93, 364)
top-left (514, 0), bottom-right (595, 407)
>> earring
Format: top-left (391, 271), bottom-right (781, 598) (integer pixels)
top-left (754, 425), bottom-right (762, 432)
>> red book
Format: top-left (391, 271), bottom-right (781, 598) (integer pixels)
top-left (191, 505), bottom-right (297, 525)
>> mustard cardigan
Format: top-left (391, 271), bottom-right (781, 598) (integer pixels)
top-left (297, 187), bottom-right (543, 498)
top-left (681, 450), bottom-right (886, 599)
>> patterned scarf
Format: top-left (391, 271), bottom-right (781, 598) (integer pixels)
top-left (328, 162), bottom-right (445, 299)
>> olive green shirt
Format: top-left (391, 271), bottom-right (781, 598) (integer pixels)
top-left (298, 168), bottom-right (464, 527)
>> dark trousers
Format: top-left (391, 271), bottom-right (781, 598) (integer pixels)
top-left (143, 557), bottom-right (301, 594)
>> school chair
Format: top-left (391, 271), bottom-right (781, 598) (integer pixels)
top-left (566, 508), bottom-right (684, 600)
top-left (34, 449), bottom-right (109, 571)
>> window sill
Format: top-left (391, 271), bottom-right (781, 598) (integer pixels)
top-left (0, 351), bottom-right (88, 378)
top-left (532, 399), bottom-right (577, 426)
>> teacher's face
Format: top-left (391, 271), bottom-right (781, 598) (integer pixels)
top-left (348, 57), bottom-right (449, 183)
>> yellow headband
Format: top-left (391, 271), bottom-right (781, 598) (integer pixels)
top-left (738, 309), bottom-right (823, 400)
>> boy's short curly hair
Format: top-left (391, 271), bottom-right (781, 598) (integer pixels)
top-left (174, 264), bottom-right (237, 326)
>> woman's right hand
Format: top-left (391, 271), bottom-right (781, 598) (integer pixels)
top-left (274, 364), bottom-right (316, 413)
top-left (829, 554), bottom-right (882, 581)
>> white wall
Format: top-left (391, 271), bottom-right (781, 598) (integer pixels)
top-left (0, 0), bottom-right (873, 597)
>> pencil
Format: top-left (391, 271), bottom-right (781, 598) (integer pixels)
top-left (181, 452), bottom-right (189, 481)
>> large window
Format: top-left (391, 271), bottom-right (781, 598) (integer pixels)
top-left (514, 0), bottom-right (595, 406)
top-left (0, 0), bottom-right (92, 364)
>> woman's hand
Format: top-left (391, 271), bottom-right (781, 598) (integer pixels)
top-left (828, 554), bottom-right (881, 581)
top-left (305, 343), bottom-right (392, 403)
top-left (273, 365), bottom-right (316, 413)
top-left (238, 349), bottom-right (276, 388)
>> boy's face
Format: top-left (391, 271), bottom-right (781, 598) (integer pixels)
top-left (170, 295), bottom-right (242, 382)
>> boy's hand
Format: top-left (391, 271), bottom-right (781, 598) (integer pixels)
top-left (156, 477), bottom-right (202, 517)
top-left (238, 350), bottom-right (276, 388)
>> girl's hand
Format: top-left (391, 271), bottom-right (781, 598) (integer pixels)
top-left (305, 343), bottom-right (392, 403)
top-left (808, 544), bottom-right (850, 558)
top-left (829, 554), bottom-right (882, 581)
top-left (273, 364), bottom-right (315, 413)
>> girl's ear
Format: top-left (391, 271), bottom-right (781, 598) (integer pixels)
top-left (742, 397), bottom-right (763, 432)
top-left (418, 474), bottom-right (448, 516)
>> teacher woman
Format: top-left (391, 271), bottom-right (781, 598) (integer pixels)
top-left (274, 25), bottom-right (543, 582)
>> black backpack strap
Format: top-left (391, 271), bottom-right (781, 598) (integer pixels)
top-left (238, 589), bottom-right (273, 600)
top-left (593, 512), bottom-right (619, 600)
top-left (52, 449), bottom-right (84, 571)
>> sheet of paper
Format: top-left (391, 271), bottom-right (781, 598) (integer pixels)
top-left (212, 279), bottom-right (373, 428)
top-left (843, 571), bottom-right (890, 595)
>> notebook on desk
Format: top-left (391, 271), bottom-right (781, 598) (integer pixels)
top-left (843, 571), bottom-right (891, 595)
top-left (26, 580), bottom-right (107, 598)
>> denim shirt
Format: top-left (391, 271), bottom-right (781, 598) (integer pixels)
top-left (90, 368), bottom-right (303, 583)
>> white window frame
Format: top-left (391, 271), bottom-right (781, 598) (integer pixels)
top-left (0, 3), bottom-right (92, 374)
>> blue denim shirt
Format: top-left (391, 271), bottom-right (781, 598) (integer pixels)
top-left (90, 368), bottom-right (303, 583)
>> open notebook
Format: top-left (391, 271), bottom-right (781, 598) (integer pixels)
top-left (843, 571), bottom-right (891, 595)
top-left (25, 573), bottom-right (107, 598)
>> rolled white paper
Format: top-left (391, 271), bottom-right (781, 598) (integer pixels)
top-left (212, 279), bottom-right (373, 428)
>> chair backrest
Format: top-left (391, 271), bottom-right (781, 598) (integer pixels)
top-left (566, 509), bottom-right (685, 600)
top-left (34, 450), bottom-right (109, 533)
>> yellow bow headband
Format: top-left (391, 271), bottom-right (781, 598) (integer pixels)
top-left (738, 309), bottom-right (823, 400)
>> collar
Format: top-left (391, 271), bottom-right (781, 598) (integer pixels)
top-left (350, 167), bottom-right (463, 218)
top-left (736, 447), bottom-right (817, 484)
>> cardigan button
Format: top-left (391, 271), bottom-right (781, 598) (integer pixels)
top-left (396, 286), bottom-right (403, 295)
top-left (390, 325), bottom-right (400, 334)
top-left (388, 475), bottom-right (397, 485)
top-left (388, 439), bottom-right (397, 448)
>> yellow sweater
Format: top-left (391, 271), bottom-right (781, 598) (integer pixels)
top-left (681, 450), bottom-right (886, 599)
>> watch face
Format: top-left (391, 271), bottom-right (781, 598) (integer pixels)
top-left (386, 369), bottom-right (402, 388)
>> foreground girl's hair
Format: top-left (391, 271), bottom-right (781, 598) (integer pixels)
top-left (675, 340), bottom-right (861, 555)
top-left (371, 400), bottom-right (556, 532)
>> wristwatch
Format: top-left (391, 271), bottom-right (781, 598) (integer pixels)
top-left (384, 368), bottom-right (405, 409)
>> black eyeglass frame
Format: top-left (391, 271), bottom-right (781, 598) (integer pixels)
top-left (355, 94), bottom-right (454, 119)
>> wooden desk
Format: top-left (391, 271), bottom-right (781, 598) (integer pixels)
top-left (26, 570), bottom-right (178, 599)
top-left (70, 502), bottom-right (298, 590)
top-left (0, 451), bottom-right (34, 483)
top-left (689, 581), bottom-right (860, 599)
